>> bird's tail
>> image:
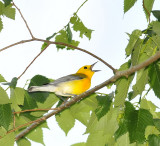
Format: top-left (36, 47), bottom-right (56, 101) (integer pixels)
top-left (28, 85), bottom-right (55, 92)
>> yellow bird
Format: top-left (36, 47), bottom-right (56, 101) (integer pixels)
top-left (28, 62), bottom-right (99, 96)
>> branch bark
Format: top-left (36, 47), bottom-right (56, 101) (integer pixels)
top-left (14, 50), bottom-right (160, 141)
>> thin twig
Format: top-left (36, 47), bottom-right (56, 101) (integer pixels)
top-left (12, 2), bottom-right (34, 38)
top-left (13, 50), bottom-right (160, 140)
top-left (75, 0), bottom-right (88, 14)
top-left (17, 44), bottom-right (50, 79)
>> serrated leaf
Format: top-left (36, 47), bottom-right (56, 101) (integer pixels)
top-left (143, 0), bottom-right (155, 21)
top-left (0, 86), bottom-right (10, 104)
top-left (153, 21), bottom-right (160, 35)
top-left (66, 23), bottom-right (72, 43)
top-left (22, 92), bottom-right (37, 110)
top-left (114, 122), bottom-right (127, 140)
top-left (3, 4), bottom-right (15, 20)
top-left (152, 11), bottom-right (160, 21)
top-left (125, 30), bottom-right (142, 56)
top-left (153, 119), bottom-right (160, 132)
top-left (95, 94), bottom-right (113, 120)
top-left (26, 127), bottom-right (44, 145)
top-left (55, 29), bottom-right (79, 50)
top-left (131, 38), bottom-right (142, 66)
top-left (124, 0), bottom-right (137, 13)
top-left (148, 134), bottom-right (160, 146)
top-left (2, 0), bottom-right (12, 7)
top-left (70, 14), bottom-right (93, 40)
top-left (0, 104), bottom-right (12, 130)
top-left (17, 138), bottom-right (31, 146)
top-left (125, 102), bottom-right (154, 143)
top-left (131, 68), bottom-right (148, 99)
top-left (0, 74), bottom-right (6, 82)
top-left (0, 17), bottom-right (3, 32)
top-left (56, 109), bottom-right (75, 135)
top-left (149, 62), bottom-right (160, 98)
top-left (0, 126), bottom-right (7, 137)
top-left (0, 132), bottom-right (14, 146)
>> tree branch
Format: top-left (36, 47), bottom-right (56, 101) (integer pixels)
top-left (14, 50), bottom-right (160, 141)
top-left (12, 2), bottom-right (34, 38)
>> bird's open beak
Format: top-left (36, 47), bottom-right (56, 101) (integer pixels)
top-left (91, 62), bottom-right (101, 72)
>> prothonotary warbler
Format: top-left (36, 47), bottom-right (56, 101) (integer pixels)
top-left (28, 62), bottom-right (100, 96)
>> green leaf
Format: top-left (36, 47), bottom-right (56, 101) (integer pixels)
top-left (0, 86), bottom-right (10, 104)
top-left (22, 92), bottom-right (37, 110)
top-left (153, 119), bottom-right (160, 132)
top-left (125, 30), bottom-right (142, 56)
top-left (41, 33), bottom-right (57, 50)
top-left (71, 142), bottom-right (86, 146)
top-left (114, 122), bottom-right (127, 140)
top-left (3, 4), bottom-right (15, 20)
top-left (130, 68), bottom-right (148, 100)
top-left (131, 38), bottom-right (143, 66)
top-left (148, 134), bottom-right (160, 146)
top-left (56, 109), bottom-right (75, 135)
top-left (95, 94), bottom-right (113, 120)
top-left (0, 104), bottom-right (12, 130)
top-left (0, 132), bottom-right (14, 146)
top-left (17, 138), bottom-right (31, 146)
top-left (152, 11), bottom-right (160, 21)
top-left (28, 75), bottom-right (50, 103)
top-left (124, 102), bottom-right (154, 143)
top-left (70, 14), bottom-right (93, 40)
top-left (66, 23), bottom-right (72, 43)
top-left (26, 127), bottom-right (44, 145)
top-left (2, 0), bottom-right (12, 7)
top-left (0, 126), bottom-right (7, 137)
top-left (0, 74), bottom-right (6, 82)
top-left (149, 62), bottom-right (160, 98)
top-left (124, 0), bottom-right (137, 13)
top-left (143, 0), bottom-right (155, 21)
top-left (0, 18), bottom-right (3, 32)
top-left (153, 21), bottom-right (160, 35)
top-left (55, 29), bottom-right (79, 50)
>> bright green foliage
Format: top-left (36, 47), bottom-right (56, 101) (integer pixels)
top-left (16, 138), bottom-right (31, 146)
top-left (125, 30), bottom-right (142, 56)
top-left (26, 127), bottom-right (44, 145)
top-left (55, 29), bottom-right (79, 50)
top-left (153, 119), bottom-right (160, 132)
top-left (130, 68), bottom-right (148, 99)
top-left (152, 10), bottom-right (160, 21)
top-left (0, 74), bottom-right (6, 82)
top-left (125, 102), bottom-right (153, 143)
top-left (66, 23), bottom-right (72, 43)
top-left (143, 0), bottom-right (155, 21)
top-left (148, 134), bottom-right (160, 146)
top-left (124, 0), bottom-right (137, 13)
top-left (56, 109), bottom-right (75, 135)
top-left (95, 94), bottom-right (113, 120)
top-left (149, 62), bottom-right (160, 98)
top-left (70, 14), bottom-right (93, 40)
top-left (0, 132), bottom-right (14, 146)
top-left (114, 61), bottom-right (134, 106)
top-left (0, 86), bottom-right (10, 104)
top-left (0, 104), bottom-right (12, 130)
top-left (153, 21), bottom-right (160, 35)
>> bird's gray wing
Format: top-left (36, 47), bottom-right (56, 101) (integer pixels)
top-left (49, 73), bottom-right (87, 86)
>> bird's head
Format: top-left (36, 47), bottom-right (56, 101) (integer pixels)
top-left (76, 62), bottom-right (100, 78)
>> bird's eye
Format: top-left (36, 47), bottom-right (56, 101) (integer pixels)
top-left (84, 66), bottom-right (87, 69)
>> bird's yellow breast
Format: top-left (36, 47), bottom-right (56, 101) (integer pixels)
top-left (54, 77), bottom-right (91, 96)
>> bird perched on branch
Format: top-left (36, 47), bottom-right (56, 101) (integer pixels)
top-left (28, 62), bottom-right (100, 97)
